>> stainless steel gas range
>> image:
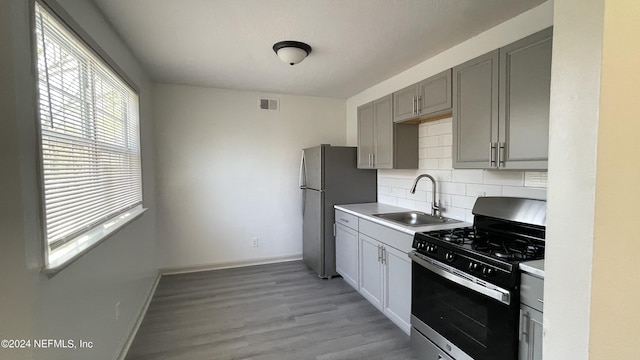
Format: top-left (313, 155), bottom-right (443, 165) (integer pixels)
top-left (409, 197), bottom-right (546, 360)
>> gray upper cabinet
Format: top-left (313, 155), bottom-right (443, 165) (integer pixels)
top-left (499, 28), bottom-right (552, 169)
top-left (452, 50), bottom-right (499, 168)
top-left (357, 102), bottom-right (375, 168)
top-left (358, 94), bottom-right (418, 169)
top-left (393, 69), bottom-right (452, 123)
top-left (453, 27), bottom-right (552, 170)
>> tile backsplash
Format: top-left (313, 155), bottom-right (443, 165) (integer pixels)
top-left (378, 117), bottom-right (547, 222)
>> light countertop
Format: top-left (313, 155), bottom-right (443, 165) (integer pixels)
top-left (520, 259), bottom-right (545, 279)
top-left (334, 202), bottom-right (471, 236)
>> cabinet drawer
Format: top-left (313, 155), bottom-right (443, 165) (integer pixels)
top-left (359, 218), bottom-right (413, 254)
top-left (520, 273), bottom-right (544, 312)
top-left (335, 210), bottom-right (358, 231)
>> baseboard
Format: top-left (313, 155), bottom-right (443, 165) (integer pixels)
top-left (115, 272), bottom-right (161, 360)
top-left (160, 254), bottom-right (303, 275)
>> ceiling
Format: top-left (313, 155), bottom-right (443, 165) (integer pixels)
top-left (92, 0), bottom-right (545, 99)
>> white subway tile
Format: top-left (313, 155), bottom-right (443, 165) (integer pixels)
top-left (378, 177), bottom-right (396, 187)
top-left (483, 170), bottom-right (524, 186)
top-left (418, 148), bottom-right (428, 159)
top-left (393, 178), bottom-right (414, 189)
top-left (414, 201), bottom-right (432, 214)
top-left (452, 169), bottom-right (484, 184)
top-left (378, 186), bottom-right (392, 196)
top-left (452, 195), bottom-right (477, 209)
top-left (502, 186), bottom-right (547, 200)
top-left (439, 134), bottom-right (453, 146)
top-left (438, 158), bottom-right (453, 170)
top-left (438, 193), bottom-right (452, 208)
top-left (440, 182), bottom-right (466, 196)
top-left (465, 211), bottom-right (475, 223)
top-left (425, 136), bottom-right (439, 147)
top-left (391, 187), bottom-right (407, 198)
top-left (407, 190), bottom-right (428, 202)
top-left (419, 125), bottom-right (429, 137)
top-left (397, 198), bottom-right (417, 209)
top-left (419, 159), bottom-right (440, 170)
top-left (442, 206), bottom-right (466, 221)
top-left (442, 147), bottom-right (452, 158)
top-left (427, 122), bottom-right (452, 136)
top-left (378, 195), bottom-right (398, 206)
top-left (427, 147), bottom-right (448, 159)
top-left (466, 184), bottom-right (502, 197)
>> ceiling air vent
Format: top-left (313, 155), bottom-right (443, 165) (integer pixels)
top-left (259, 98), bottom-right (279, 111)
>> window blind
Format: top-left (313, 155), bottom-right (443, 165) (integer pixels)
top-left (35, 3), bottom-right (142, 250)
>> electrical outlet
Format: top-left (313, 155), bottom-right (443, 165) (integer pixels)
top-left (251, 237), bottom-right (259, 247)
top-left (475, 191), bottom-right (486, 197)
top-left (115, 301), bottom-right (120, 321)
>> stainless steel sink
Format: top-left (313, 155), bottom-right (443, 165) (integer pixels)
top-left (372, 211), bottom-right (461, 227)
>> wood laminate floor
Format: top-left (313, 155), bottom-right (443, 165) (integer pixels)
top-left (125, 260), bottom-right (419, 360)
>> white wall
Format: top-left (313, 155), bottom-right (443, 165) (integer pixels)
top-left (543, 0), bottom-right (603, 358)
top-left (377, 118), bottom-right (547, 221)
top-left (153, 85), bottom-right (346, 269)
top-left (0, 1), bottom-right (158, 359)
top-left (345, 1), bottom-right (553, 146)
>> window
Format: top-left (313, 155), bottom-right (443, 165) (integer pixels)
top-left (35, 2), bottom-right (144, 270)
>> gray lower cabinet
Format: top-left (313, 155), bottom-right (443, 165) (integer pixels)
top-left (393, 69), bottom-right (452, 123)
top-left (334, 209), bottom-right (412, 335)
top-left (453, 27), bottom-right (552, 170)
top-left (357, 94), bottom-right (418, 169)
top-left (519, 272), bottom-right (544, 360)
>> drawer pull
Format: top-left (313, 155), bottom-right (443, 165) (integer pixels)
top-left (340, 218), bottom-right (349, 223)
top-left (537, 298), bottom-right (544, 304)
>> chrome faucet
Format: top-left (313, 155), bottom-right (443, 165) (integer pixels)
top-left (410, 174), bottom-right (442, 217)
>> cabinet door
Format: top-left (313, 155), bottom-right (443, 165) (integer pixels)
top-left (393, 84), bottom-right (418, 123)
top-left (519, 305), bottom-right (543, 360)
top-left (499, 28), bottom-right (552, 170)
top-left (373, 94), bottom-right (394, 169)
top-left (359, 234), bottom-right (383, 310)
top-left (383, 245), bottom-right (411, 335)
top-left (335, 223), bottom-right (359, 290)
top-left (357, 102), bottom-right (374, 169)
top-left (452, 50), bottom-right (499, 169)
top-left (418, 69), bottom-right (452, 116)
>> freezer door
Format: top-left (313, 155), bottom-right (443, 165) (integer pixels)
top-left (302, 188), bottom-right (323, 276)
top-left (303, 145), bottom-right (323, 190)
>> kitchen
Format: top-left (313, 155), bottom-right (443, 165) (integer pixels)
top-left (1, 0), bottom-right (639, 360)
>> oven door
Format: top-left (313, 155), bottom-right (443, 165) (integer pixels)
top-left (410, 251), bottom-right (518, 360)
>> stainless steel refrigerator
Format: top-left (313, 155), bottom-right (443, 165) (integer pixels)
top-left (299, 145), bottom-right (377, 278)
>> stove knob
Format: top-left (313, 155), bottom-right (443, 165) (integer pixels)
top-left (445, 252), bottom-right (456, 262)
top-left (468, 262), bottom-right (479, 271)
top-left (482, 267), bottom-right (495, 277)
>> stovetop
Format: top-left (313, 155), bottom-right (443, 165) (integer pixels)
top-left (417, 226), bottom-right (545, 263)
top-left (412, 218), bottom-right (545, 289)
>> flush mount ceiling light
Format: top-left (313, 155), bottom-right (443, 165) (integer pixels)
top-left (272, 40), bottom-right (312, 66)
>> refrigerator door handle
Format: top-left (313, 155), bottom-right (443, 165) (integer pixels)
top-left (301, 189), bottom-right (306, 216)
top-left (299, 150), bottom-right (307, 188)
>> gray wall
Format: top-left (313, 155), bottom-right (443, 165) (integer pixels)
top-left (0, 1), bottom-right (158, 359)
top-left (153, 84), bottom-right (346, 270)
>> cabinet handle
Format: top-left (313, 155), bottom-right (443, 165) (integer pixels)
top-left (520, 309), bottom-right (530, 342)
top-left (498, 142), bottom-right (506, 167)
top-left (368, 153), bottom-right (372, 168)
top-left (382, 247), bottom-right (387, 264)
top-left (490, 142), bottom-right (496, 166)
top-left (333, 223), bottom-right (336, 237)
top-left (413, 96), bottom-right (417, 114)
top-left (339, 218), bottom-right (349, 223)
top-left (371, 153), bottom-right (375, 167)
top-left (417, 96), bottom-right (421, 113)
top-left (377, 245), bottom-right (382, 262)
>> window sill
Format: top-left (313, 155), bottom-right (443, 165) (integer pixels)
top-left (42, 206), bottom-right (147, 276)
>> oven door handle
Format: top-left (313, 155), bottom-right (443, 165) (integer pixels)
top-left (409, 251), bottom-right (511, 305)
